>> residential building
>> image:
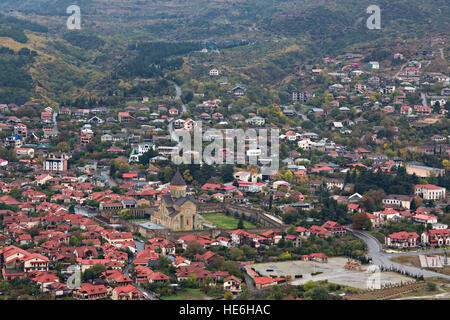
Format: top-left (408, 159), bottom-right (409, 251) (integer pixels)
top-left (385, 232), bottom-right (419, 248)
top-left (414, 185), bottom-right (446, 201)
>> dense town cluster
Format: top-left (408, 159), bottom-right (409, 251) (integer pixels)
top-left (0, 43), bottom-right (449, 300)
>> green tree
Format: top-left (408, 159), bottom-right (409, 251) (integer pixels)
top-left (304, 287), bottom-right (330, 300)
top-left (237, 216), bottom-right (244, 229)
top-left (224, 291), bottom-right (234, 300)
top-left (82, 264), bottom-right (107, 281)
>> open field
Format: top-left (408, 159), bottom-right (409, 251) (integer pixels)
top-left (249, 257), bottom-right (414, 290)
top-left (162, 288), bottom-right (212, 300)
top-left (391, 255), bottom-right (421, 268)
top-left (200, 213), bottom-right (257, 229)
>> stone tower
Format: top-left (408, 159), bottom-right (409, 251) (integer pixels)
top-left (170, 169), bottom-right (187, 198)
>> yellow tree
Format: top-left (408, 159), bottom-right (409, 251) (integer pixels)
top-left (284, 170), bottom-right (294, 183)
top-left (183, 169), bottom-right (193, 183)
top-left (443, 160), bottom-right (450, 171)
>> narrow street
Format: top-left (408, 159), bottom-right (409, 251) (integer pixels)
top-left (100, 169), bottom-right (117, 187)
top-left (123, 255), bottom-right (160, 300)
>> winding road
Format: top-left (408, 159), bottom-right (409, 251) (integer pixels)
top-left (347, 227), bottom-right (450, 280)
top-left (173, 82), bottom-right (187, 113)
top-left (167, 81), bottom-right (187, 142)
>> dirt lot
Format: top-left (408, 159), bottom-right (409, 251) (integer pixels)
top-left (249, 257), bottom-right (413, 289)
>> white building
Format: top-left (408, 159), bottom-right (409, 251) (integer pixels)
top-left (414, 185), bottom-right (446, 201)
top-left (209, 68), bottom-right (220, 76)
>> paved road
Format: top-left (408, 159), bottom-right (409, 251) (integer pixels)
top-left (53, 112), bottom-right (59, 134)
top-left (173, 82), bottom-right (187, 113)
top-left (167, 120), bottom-right (179, 142)
top-left (347, 227), bottom-right (450, 280)
top-left (421, 92), bottom-right (428, 107)
top-left (100, 169), bottom-right (117, 187)
top-left (394, 61), bottom-right (409, 79)
top-left (167, 81), bottom-right (186, 142)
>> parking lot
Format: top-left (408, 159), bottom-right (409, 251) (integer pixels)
top-left (249, 257), bottom-right (413, 289)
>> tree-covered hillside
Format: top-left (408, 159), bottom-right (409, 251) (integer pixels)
top-left (0, 0), bottom-right (448, 105)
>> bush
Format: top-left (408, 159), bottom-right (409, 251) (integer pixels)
top-left (426, 281), bottom-right (437, 291)
top-left (224, 291), bottom-right (234, 300)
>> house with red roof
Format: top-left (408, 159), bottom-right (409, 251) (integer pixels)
top-left (373, 209), bottom-right (401, 224)
top-left (310, 166), bottom-right (334, 174)
top-left (30, 272), bottom-right (60, 292)
top-left (228, 229), bottom-right (250, 245)
top-left (202, 183), bottom-right (221, 192)
top-left (0, 245), bottom-right (50, 279)
top-left (134, 265), bottom-right (154, 284)
top-left (301, 253), bottom-right (328, 263)
top-left (178, 235), bottom-right (213, 249)
top-left (16, 233), bottom-right (32, 245)
top-left (215, 236), bottom-right (232, 248)
top-left (172, 256), bottom-right (191, 268)
top-left (73, 283), bottom-right (108, 300)
top-left (365, 212), bottom-right (381, 229)
top-left (261, 230), bottom-right (282, 245)
top-left (253, 275), bottom-right (285, 289)
top-left (308, 225), bottom-right (331, 238)
top-left (348, 203), bottom-right (361, 213)
top-left (112, 284), bottom-right (141, 300)
top-left (102, 270), bottom-right (133, 286)
top-left (148, 271), bottom-right (169, 283)
top-left (413, 214), bottom-right (438, 225)
top-left (133, 249), bottom-right (159, 266)
top-left (118, 112), bottom-right (135, 123)
top-left (321, 221), bottom-right (346, 236)
top-left (385, 232), bottom-right (419, 248)
top-left (104, 231), bottom-right (133, 244)
top-left (176, 266), bottom-right (212, 283)
top-left (295, 226), bottom-right (310, 238)
top-left (224, 275), bottom-right (242, 293)
top-left (0, 195), bottom-right (21, 206)
top-left (194, 251), bottom-right (219, 265)
top-left (421, 229), bottom-right (450, 247)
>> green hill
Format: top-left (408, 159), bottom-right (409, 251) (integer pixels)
top-left (0, 0), bottom-right (448, 105)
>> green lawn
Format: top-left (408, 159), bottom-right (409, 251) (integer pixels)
top-left (163, 288), bottom-right (211, 300)
top-left (201, 213), bottom-right (257, 229)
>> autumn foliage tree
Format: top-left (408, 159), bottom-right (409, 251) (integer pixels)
top-left (352, 212), bottom-right (372, 230)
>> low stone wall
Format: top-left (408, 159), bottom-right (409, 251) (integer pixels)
top-left (99, 206), bottom-right (152, 218)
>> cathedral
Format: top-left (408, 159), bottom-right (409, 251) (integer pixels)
top-left (151, 170), bottom-right (204, 230)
